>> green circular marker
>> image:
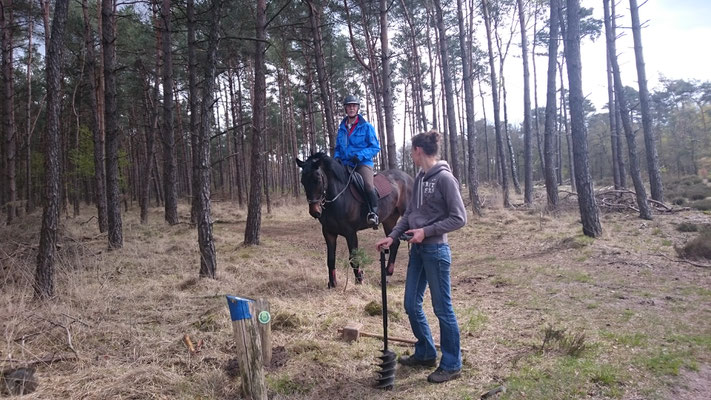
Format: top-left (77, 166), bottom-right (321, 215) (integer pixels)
top-left (258, 310), bottom-right (271, 324)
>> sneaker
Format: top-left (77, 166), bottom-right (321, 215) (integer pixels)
top-left (398, 355), bottom-right (437, 368)
top-left (427, 367), bottom-right (461, 383)
top-left (367, 212), bottom-right (379, 229)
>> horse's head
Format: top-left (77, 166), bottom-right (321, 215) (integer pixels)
top-left (296, 153), bottom-right (329, 219)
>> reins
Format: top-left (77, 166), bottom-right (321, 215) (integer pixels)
top-left (307, 164), bottom-right (356, 208)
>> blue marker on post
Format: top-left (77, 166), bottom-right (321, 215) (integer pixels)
top-left (226, 295), bottom-right (253, 321)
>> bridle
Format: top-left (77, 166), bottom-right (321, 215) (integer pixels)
top-left (306, 165), bottom-right (356, 208)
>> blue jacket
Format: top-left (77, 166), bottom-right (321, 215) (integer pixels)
top-left (334, 114), bottom-right (380, 168)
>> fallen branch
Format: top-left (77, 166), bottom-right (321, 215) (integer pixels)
top-left (80, 215), bottom-right (96, 225)
top-left (656, 253), bottom-right (711, 269)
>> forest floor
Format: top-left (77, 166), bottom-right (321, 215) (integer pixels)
top-left (1, 185), bottom-right (710, 400)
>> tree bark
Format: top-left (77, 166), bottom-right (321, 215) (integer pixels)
top-left (306, 0), bottom-right (336, 156)
top-left (517, 0), bottom-right (533, 205)
top-left (1, 0), bottom-right (16, 223)
top-left (606, 51), bottom-right (621, 189)
top-left (244, 0), bottom-right (267, 246)
top-left (187, 0), bottom-right (200, 223)
top-left (161, 0), bottom-right (178, 224)
top-left (196, 0), bottom-right (223, 278)
top-left (482, 0), bottom-right (509, 207)
top-left (456, 0), bottom-right (481, 215)
top-left (81, 0), bottom-right (108, 232)
top-left (543, 0), bottom-right (559, 209)
top-left (25, 11), bottom-right (34, 214)
top-left (35, 0), bottom-right (69, 299)
top-left (102, 0), bottom-right (123, 248)
top-left (531, 1), bottom-right (546, 178)
top-left (630, 0), bottom-right (663, 202)
top-left (564, 0), bottom-right (602, 236)
top-left (380, 0), bottom-right (396, 169)
top-left (434, 0), bottom-right (461, 180)
top-left (604, 0), bottom-right (651, 220)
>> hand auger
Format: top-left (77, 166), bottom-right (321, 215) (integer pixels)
top-left (376, 248), bottom-right (396, 390)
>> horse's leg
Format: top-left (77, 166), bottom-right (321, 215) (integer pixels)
top-left (382, 217), bottom-right (401, 276)
top-left (323, 229), bottom-right (338, 288)
top-left (345, 233), bottom-right (364, 284)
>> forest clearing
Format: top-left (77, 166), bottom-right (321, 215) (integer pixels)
top-left (2, 0), bottom-right (711, 398)
top-left (2, 184), bottom-right (710, 399)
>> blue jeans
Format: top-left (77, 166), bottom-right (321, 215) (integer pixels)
top-left (403, 243), bottom-right (461, 371)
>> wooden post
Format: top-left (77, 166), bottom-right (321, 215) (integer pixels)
top-left (226, 296), bottom-right (266, 400)
top-left (254, 298), bottom-right (272, 366)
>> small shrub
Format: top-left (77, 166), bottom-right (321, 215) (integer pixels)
top-left (540, 325), bottom-right (587, 357)
top-left (677, 230), bottom-right (711, 260)
top-left (364, 300), bottom-right (382, 316)
top-left (690, 198), bottom-right (711, 211)
top-left (676, 222), bottom-right (698, 232)
top-left (272, 312), bottom-right (305, 330)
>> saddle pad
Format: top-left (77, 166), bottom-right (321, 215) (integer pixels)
top-left (349, 173), bottom-right (393, 203)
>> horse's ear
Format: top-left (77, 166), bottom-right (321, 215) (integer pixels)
top-left (296, 158), bottom-right (305, 168)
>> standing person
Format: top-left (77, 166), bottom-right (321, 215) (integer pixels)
top-left (375, 130), bottom-right (467, 383)
top-left (334, 95), bottom-right (381, 228)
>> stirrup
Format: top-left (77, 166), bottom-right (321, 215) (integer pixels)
top-left (367, 212), bottom-right (379, 229)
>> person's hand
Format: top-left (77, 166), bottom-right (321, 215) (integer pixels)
top-left (375, 236), bottom-right (393, 252)
top-left (408, 228), bottom-right (425, 244)
top-left (350, 155), bottom-right (360, 164)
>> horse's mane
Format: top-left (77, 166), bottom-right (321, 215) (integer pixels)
top-left (306, 152), bottom-right (348, 183)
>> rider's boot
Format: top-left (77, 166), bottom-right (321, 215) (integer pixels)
top-left (366, 189), bottom-right (379, 229)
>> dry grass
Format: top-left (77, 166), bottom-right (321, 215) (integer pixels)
top-left (1, 188), bottom-right (710, 400)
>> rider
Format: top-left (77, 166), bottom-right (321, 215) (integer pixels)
top-left (334, 95), bottom-right (381, 228)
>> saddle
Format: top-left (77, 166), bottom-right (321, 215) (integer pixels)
top-left (349, 171), bottom-right (393, 203)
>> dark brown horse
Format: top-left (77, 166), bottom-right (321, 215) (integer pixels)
top-left (296, 153), bottom-right (413, 288)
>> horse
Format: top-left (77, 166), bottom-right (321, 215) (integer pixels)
top-left (296, 153), bottom-right (414, 288)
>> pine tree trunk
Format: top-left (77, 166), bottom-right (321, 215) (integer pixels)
top-left (434, 0), bottom-right (461, 180)
top-left (306, 1), bottom-right (336, 155)
top-left (379, 0), bottom-right (396, 169)
top-left (482, 0), bottom-right (510, 207)
top-left (196, 0), bottom-right (223, 278)
top-left (25, 14), bottom-right (34, 214)
top-left (517, 0), bottom-right (533, 205)
top-left (1, 0), bottom-right (17, 223)
top-left (102, 0), bottom-right (123, 249)
top-left (244, 0), bottom-right (266, 246)
top-left (606, 52), bottom-right (621, 189)
top-left (477, 75), bottom-right (491, 181)
top-left (557, 59), bottom-right (575, 192)
top-left (35, 0), bottom-right (69, 299)
top-left (531, 1), bottom-right (545, 177)
top-left (227, 66), bottom-right (244, 206)
top-left (456, 0), bottom-right (481, 215)
top-left (187, 0), bottom-right (199, 223)
top-left (630, 0), bottom-right (663, 202)
top-left (81, 0), bottom-right (108, 232)
top-left (425, 12), bottom-right (438, 131)
top-left (565, 0), bottom-right (602, 236)
top-left (543, 0), bottom-right (559, 208)
top-left (604, 0), bottom-right (651, 220)
top-left (161, 0), bottom-right (178, 224)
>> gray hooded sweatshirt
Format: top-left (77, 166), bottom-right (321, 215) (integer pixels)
top-left (389, 160), bottom-right (467, 244)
